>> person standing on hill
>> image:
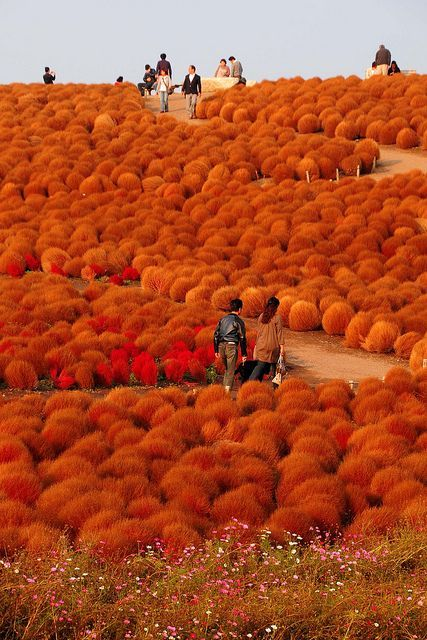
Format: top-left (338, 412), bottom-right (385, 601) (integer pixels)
top-left (157, 69), bottom-right (172, 113)
top-left (182, 65), bottom-right (202, 119)
top-left (43, 67), bottom-right (55, 84)
top-left (156, 53), bottom-right (172, 80)
top-left (375, 44), bottom-right (391, 75)
top-left (249, 297), bottom-right (285, 385)
top-left (214, 299), bottom-right (247, 393)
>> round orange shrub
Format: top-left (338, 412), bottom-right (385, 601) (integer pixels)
top-left (297, 114), bottom-right (320, 134)
top-left (396, 128), bottom-right (419, 149)
top-left (362, 320), bottom-right (400, 353)
top-left (288, 300), bottom-right (321, 331)
top-left (322, 301), bottom-right (354, 335)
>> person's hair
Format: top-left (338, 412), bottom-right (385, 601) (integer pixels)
top-left (260, 297), bottom-right (280, 324)
top-left (372, 61), bottom-right (377, 67)
top-left (228, 56), bottom-right (235, 61)
top-left (189, 65), bottom-right (196, 72)
top-left (229, 299), bottom-right (243, 312)
top-left (160, 53), bottom-right (167, 60)
top-left (45, 67), bottom-right (50, 72)
top-left (391, 60), bottom-right (397, 66)
top-left (145, 64), bottom-right (150, 70)
top-left (220, 58), bottom-right (226, 64)
top-left (116, 76), bottom-right (123, 82)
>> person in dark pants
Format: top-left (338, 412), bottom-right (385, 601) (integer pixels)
top-left (214, 299), bottom-right (247, 392)
top-left (138, 64), bottom-right (157, 95)
top-left (43, 67), bottom-right (55, 84)
top-left (156, 53), bottom-right (172, 79)
top-left (249, 297), bottom-right (285, 383)
top-left (181, 65), bottom-right (202, 119)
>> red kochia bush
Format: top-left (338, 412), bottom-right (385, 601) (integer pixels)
top-left (4, 360), bottom-right (38, 389)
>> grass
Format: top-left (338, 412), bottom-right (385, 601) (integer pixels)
top-left (0, 524), bottom-right (425, 639)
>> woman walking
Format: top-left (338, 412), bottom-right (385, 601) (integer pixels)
top-left (249, 297), bottom-right (285, 384)
top-left (157, 69), bottom-right (171, 113)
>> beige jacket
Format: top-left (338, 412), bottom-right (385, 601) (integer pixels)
top-left (253, 313), bottom-right (285, 363)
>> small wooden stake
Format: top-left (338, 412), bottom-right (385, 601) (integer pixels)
top-left (305, 170), bottom-right (310, 183)
top-left (336, 168), bottom-right (340, 182)
top-left (357, 164), bottom-right (360, 178)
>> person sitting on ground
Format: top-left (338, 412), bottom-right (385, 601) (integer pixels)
top-left (388, 60), bottom-right (401, 75)
top-left (374, 44), bottom-right (391, 76)
top-left (157, 69), bottom-right (172, 113)
top-left (229, 56), bottom-right (245, 83)
top-left (214, 299), bottom-right (247, 393)
top-left (138, 64), bottom-right (157, 95)
top-left (214, 58), bottom-right (230, 78)
top-left (156, 53), bottom-right (172, 79)
top-left (249, 297), bottom-right (285, 386)
top-left (43, 67), bottom-right (55, 84)
top-left (114, 76), bottom-right (124, 86)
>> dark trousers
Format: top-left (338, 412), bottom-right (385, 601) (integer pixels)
top-left (249, 361), bottom-right (273, 381)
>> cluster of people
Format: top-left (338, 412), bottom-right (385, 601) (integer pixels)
top-left (136, 54), bottom-right (201, 117)
top-left (371, 44), bottom-right (401, 76)
top-left (214, 56), bottom-right (245, 83)
top-left (214, 298), bottom-right (286, 393)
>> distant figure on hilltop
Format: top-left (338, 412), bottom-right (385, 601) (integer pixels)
top-left (156, 53), bottom-right (172, 79)
top-left (43, 67), bottom-right (55, 84)
top-left (182, 65), bottom-right (202, 119)
top-left (375, 44), bottom-right (391, 75)
top-left (214, 59), bottom-right (230, 78)
top-left (388, 60), bottom-right (401, 75)
top-left (115, 76), bottom-right (124, 86)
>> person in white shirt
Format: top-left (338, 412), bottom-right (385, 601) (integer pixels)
top-left (157, 69), bottom-right (171, 113)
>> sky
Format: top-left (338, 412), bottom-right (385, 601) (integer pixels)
top-left (0, 0), bottom-right (425, 85)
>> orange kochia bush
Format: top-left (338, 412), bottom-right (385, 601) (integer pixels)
top-left (0, 368), bottom-right (424, 554)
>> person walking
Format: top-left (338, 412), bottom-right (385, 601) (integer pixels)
top-left (214, 299), bottom-right (247, 392)
top-left (156, 53), bottom-right (172, 79)
top-left (182, 65), bottom-right (202, 119)
top-left (214, 58), bottom-right (230, 77)
top-left (43, 67), bottom-right (55, 84)
top-left (375, 44), bottom-right (391, 76)
top-left (249, 297), bottom-right (285, 385)
top-left (114, 76), bottom-right (124, 86)
top-left (157, 69), bottom-right (171, 112)
top-left (228, 56), bottom-right (244, 82)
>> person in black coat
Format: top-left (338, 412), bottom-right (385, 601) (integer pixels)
top-left (181, 65), bottom-right (202, 119)
top-left (43, 67), bottom-right (55, 84)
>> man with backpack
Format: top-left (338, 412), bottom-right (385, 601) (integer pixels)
top-left (214, 299), bottom-right (247, 392)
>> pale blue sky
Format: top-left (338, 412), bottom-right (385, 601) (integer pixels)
top-left (1, 0), bottom-right (424, 84)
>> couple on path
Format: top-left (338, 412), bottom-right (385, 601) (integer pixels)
top-left (214, 298), bottom-right (285, 392)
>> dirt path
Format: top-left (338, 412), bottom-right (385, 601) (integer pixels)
top-left (372, 145), bottom-right (427, 179)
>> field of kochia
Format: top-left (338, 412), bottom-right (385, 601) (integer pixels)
top-left (0, 75), bottom-right (425, 558)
